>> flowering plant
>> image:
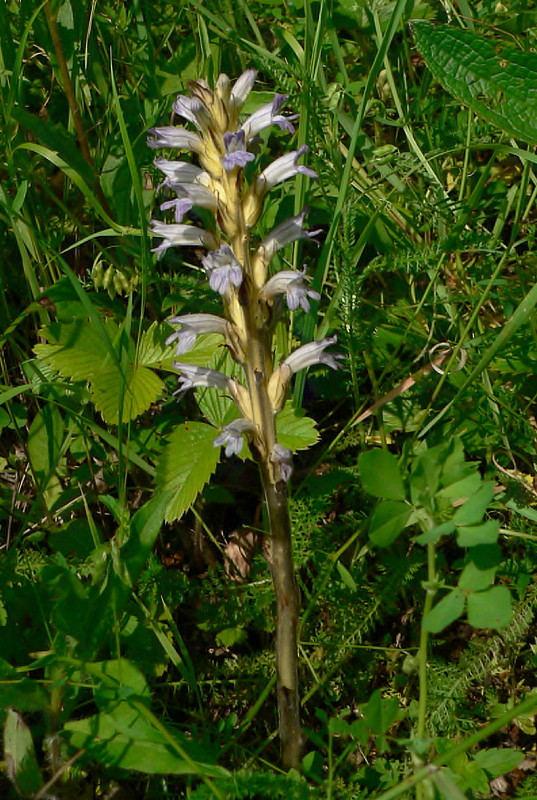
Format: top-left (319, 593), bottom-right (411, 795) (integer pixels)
top-left (149, 71), bottom-right (342, 770)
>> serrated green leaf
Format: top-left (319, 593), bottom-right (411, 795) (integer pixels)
top-left (412, 22), bottom-right (537, 144)
top-left (369, 500), bottom-right (411, 547)
top-left (276, 402), bottom-right (319, 452)
top-left (34, 319), bottom-right (165, 423)
top-left (467, 586), bottom-right (512, 629)
top-left (423, 588), bottom-right (465, 634)
top-left (90, 364), bottom-right (163, 424)
top-left (359, 449), bottom-right (405, 500)
top-left (156, 422), bottom-right (220, 522)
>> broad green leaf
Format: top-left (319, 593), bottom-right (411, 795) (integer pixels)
top-left (276, 402), bottom-right (319, 452)
top-left (83, 659), bottom-right (150, 707)
top-left (64, 703), bottom-right (228, 777)
top-left (359, 449), bottom-right (405, 500)
top-left (34, 319), bottom-right (118, 381)
top-left (369, 500), bottom-right (411, 547)
top-left (458, 560), bottom-right (497, 593)
top-left (423, 588), bottom-right (465, 634)
top-left (34, 319), bottom-right (165, 424)
top-left (122, 493), bottom-right (173, 581)
top-left (156, 422), bottom-right (220, 522)
top-left (0, 676), bottom-right (50, 713)
top-left (432, 768), bottom-right (469, 800)
top-left (216, 627), bottom-right (247, 647)
top-left (467, 586), bottom-right (512, 629)
top-left (474, 748), bottom-right (524, 777)
top-left (4, 709), bottom-right (43, 795)
top-left (457, 520), bottom-right (500, 547)
top-left (90, 363), bottom-right (163, 424)
top-left (409, 445), bottom-right (444, 505)
top-left (412, 22), bottom-right (537, 144)
top-left (437, 473), bottom-right (481, 502)
top-left (452, 482), bottom-right (495, 526)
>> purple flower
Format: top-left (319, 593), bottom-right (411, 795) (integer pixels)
top-left (147, 127), bottom-right (203, 152)
top-left (160, 184), bottom-right (217, 222)
top-left (281, 336), bottom-right (343, 373)
top-left (241, 94), bottom-right (299, 139)
top-left (166, 314), bottom-right (228, 355)
top-left (256, 146), bottom-right (318, 194)
top-left (153, 158), bottom-right (210, 190)
top-left (270, 444), bottom-right (293, 482)
top-left (173, 363), bottom-right (231, 392)
top-left (213, 418), bottom-right (256, 457)
top-left (259, 269), bottom-right (320, 312)
top-left (222, 131), bottom-right (255, 170)
top-left (149, 220), bottom-right (217, 258)
top-left (172, 95), bottom-right (211, 130)
top-left (253, 209), bottom-right (322, 276)
top-left (201, 245), bottom-right (243, 294)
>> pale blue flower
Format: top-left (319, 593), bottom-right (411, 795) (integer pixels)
top-left (213, 418), bottom-right (256, 457)
top-left (172, 95), bottom-right (212, 130)
top-left (160, 184), bottom-right (217, 222)
top-left (222, 131), bottom-right (255, 170)
top-left (166, 313), bottom-right (228, 355)
top-left (150, 220), bottom-right (217, 257)
top-left (241, 94), bottom-right (299, 139)
top-left (173, 363), bottom-right (231, 392)
top-left (153, 158), bottom-right (210, 190)
top-left (270, 444), bottom-right (293, 482)
top-left (255, 209), bottom-right (322, 267)
top-left (229, 70), bottom-right (257, 112)
top-left (202, 245), bottom-right (243, 294)
top-left (256, 146), bottom-right (317, 194)
top-left (260, 268), bottom-right (320, 312)
top-left (281, 335), bottom-right (343, 373)
top-left (147, 127), bottom-right (203, 152)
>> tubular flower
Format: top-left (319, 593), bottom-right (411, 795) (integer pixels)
top-left (270, 444), bottom-right (294, 483)
top-left (173, 363), bottom-right (232, 392)
top-left (259, 269), bottom-right (320, 312)
top-left (213, 418), bottom-right (257, 457)
top-left (154, 158), bottom-right (210, 191)
top-left (241, 94), bottom-right (299, 139)
top-left (147, 127), bottom-right (203, 152)
top-left (256, 146), bottom-right (318, 193)
top-left (201, 245), bottom-right (243, 295)
top-left (160, 184), bottom-right (217, 222)
top-left (166, 313), bottom-right (229, 355)
top-left (222, 131), bottom-right (255, 170)
top-left (268, 336), bottom-right (343, 411)
top-left (149, 221), bottom-right (217, 258)
top-left (252, 209), bottom-right (322, 284)
top-left (172, 95), bottom-right (212, 130)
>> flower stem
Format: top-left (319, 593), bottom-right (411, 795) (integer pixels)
top-left (261, 462), bottom-right (302, 770)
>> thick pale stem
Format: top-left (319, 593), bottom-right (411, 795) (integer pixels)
top-left (243, 316), bottom-right (302, 770)
top-left (261, 462), bottom-right (302, 770)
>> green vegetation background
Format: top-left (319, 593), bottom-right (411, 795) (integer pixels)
top-left (1, 0), bottom-right (537, 798)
